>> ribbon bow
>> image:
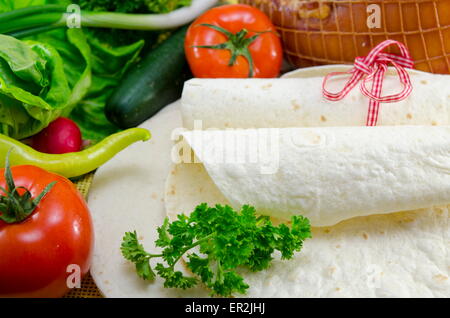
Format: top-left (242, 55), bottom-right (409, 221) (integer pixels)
top-left (322, 40), bottom-right (414, 126)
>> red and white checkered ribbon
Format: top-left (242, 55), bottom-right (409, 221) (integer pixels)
top-left (322, 40), bottom-right (414, 126)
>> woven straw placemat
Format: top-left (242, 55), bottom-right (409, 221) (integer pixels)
top-left (64, 173), bottom-right (103, 298)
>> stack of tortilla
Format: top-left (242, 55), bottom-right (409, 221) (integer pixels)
top-left (165, 66), bottom-right (450, 297)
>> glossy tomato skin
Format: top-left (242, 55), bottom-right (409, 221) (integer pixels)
top-left (185, 4), bottom-right (283, 78)
top-left (0, 166), bottom-right (94, 297)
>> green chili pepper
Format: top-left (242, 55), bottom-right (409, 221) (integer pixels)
top-left (0, 128), bottom-right (151, 178)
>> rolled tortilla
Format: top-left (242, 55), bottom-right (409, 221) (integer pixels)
top-left (173, 126), bottom-right (450, 227)
top-left (181, 67), bottom-right (450, 129)
top-left (165, 66), bottom-right (450, 297)
top-left (165, 163), bottom-right (450, 297)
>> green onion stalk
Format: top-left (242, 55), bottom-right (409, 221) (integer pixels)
top-left (0, 0), bottom-right (218, 38)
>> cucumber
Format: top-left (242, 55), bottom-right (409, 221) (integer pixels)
top-left (105, 26), bottom-right (191, 129)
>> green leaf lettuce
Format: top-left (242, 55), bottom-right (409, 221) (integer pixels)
top-left (0, 0), bottom-right (145, 141)
top-left (69, 30), bottom-right (144, 142)
top-left (0, 34), bottom-right (75, 139)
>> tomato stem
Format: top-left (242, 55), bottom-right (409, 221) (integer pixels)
top-left (193, 23), bottom-right (272, 78)
top-left (0, 150), bottom-right (56, 224)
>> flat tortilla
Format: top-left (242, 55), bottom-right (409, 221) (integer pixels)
top-left (165, 163), bottom-right (450, 297)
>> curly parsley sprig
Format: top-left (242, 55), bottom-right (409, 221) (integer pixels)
top-left (121, 204), bottom-right (311, 297)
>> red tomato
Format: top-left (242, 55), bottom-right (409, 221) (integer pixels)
top-left (185, 4), bottom-right (283, 78)
top-left (0, 165), bottom-right (93, 297)
top-left (31, 117), bottom-right (82, 154)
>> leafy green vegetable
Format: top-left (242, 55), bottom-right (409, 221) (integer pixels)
top-left (0, 34), bottom-right (74, 139)
top-left (0, 27), bottom-right (96, 140)
top-left (0, 0), bottom-right (47, 13)
top-left (29, 27), bottom-right (144, 142)
top-left (0, 0), bottom-right (190, 141)
top-left (74, 0), bottom-right (169, 47)
top-left (75, 0), bottom-right (148, 13)
top-left (144, 0), bottom-right (192, 14)
top-left (68, 30), bottom-right (144, 141)
top-left (0, 0), bottom-right (146, 141)
top-left (121, 204), bottom-right (312, 297)
top-left (75, 0), bottom-right (192, 14)
top-left (0, 1), bottom-right (92, 139)
top-left (24, 1), bottom-right (146, 141)
top-left (0, 1), bottom-right (85, 139)
top-left (30, 28), bottom-right (92, 116)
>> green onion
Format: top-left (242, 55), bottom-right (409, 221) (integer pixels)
top-left (0, 0), bottom-right (218, 38)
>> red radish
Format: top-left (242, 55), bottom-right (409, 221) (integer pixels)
top-left (31, 117), bottom-right (82, 154)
